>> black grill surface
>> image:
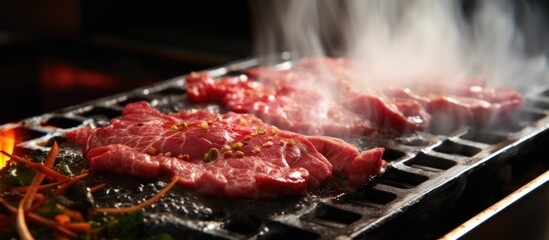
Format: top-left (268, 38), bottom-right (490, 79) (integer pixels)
top-left (4, 57), bottom-right (549, 239)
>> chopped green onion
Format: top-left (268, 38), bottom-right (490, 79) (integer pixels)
top-left (203, 148), bottom-right (220, 162)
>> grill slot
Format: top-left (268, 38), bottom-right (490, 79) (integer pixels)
top-left (225, 69), bottom-right (248, 76)
top-left (43, 116), bottom-right (84, 129)
top-left (404, 152), bottom-right (456, 172)
top-left (515, 109), bottom-right (546, 123)
top-left (381, 148), bottom-right (406, 162)
top-left (433, 140), bottom-right (481, 157)
top-left (459, 130), bottom-right (507, 145)
top-left (526, 99), bottom-right (549, 111)
top-left (224, 212), bottom-right (262, 235)
top-left (303, 203), bottom-right (362, 228)
top-left (540, 90), bottom-right (549, 97)
top-left (78, 106), bottom-right (122, 119)
top-left (41, 135), bottom-right (67, 147)
top-left (487, 119), bottom-right (525, 133)
top-left (154, 87), bottom-right (186, 95)
top-left (378, 168), bottom-right (428, 189)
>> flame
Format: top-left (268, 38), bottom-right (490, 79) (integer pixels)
top-left (0, 129), bottom-right (15, 169)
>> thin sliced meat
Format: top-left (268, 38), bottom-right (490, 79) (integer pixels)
top-left (385, 80), bottom-right (522, 123)
top-left (186, 72), bottom-right (373, 137)
top-left (67, 101), bottom-right (385, 198)
top-left (339, 94), bottom-right (431, 132)
top-left (186, 65), bottom-right (433, 134)
top-left (305, 136), bottom-right (386, 186)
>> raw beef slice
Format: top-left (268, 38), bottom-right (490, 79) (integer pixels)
top-left (67, 101), bottom-right (385, 198)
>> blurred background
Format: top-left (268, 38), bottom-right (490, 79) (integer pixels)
top-left (1, 0), bottom-right (548, 125)
top-left (0, 0), bottom-right (253, 124)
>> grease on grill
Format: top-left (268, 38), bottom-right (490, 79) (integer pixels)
top-left (404, 152), bottom-right (456, 172)
top-left (156, 87), bottom-right (187, 95)
top-left (378, 167), bottom-right (428, 189)
top-left (90, 175), bottom-right (220, 221)
top-left (433, 140), bottom-right (481, 157)
top-left (258, 221), bottom-right (320, 240)
top-left (43, 116), bottom-right (83, 129)
top-left (224, 211), bottom-right (262, 234)
top-left (302, 203), bottom-right (361, 228)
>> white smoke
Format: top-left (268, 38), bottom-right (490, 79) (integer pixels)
top-left (251, 0), bottom-right (549, 93)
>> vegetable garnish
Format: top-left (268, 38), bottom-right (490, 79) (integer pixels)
top-left (1, 151), bottom-right (68, 182)
top-left (53, 172), bottom-right (89, 196)
top-left (13, 142), bottom-right (60, 240)
top-left (10, 181), bottom-right (64, 194)
top-left (203, 148), bottom-right (220, 162)
top-left (0, 142), bottom-right (176, 239)
top-left (89, 183), bottom-right (106, 194)
top-left (0, 197), bottom-right (78, 238)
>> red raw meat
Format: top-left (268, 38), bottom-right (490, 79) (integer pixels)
top-left (385, 79), bottom-right (522, 124)
top-left (186, 72), bottom-right (373, 137)
top-left (67, 101), bottom-right (385, 198)
top-left (339, 94), bottom-right (431, 132)
top-left (187, 57), bottom-right (522, 134)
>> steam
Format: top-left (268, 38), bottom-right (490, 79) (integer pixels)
top-left (251, 0), bottom-right (549, 93)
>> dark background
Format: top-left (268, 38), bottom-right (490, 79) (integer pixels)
top-left (0, 0), bottom-right (254, 124)
top-left (1, 0), bottom-right (548, 124)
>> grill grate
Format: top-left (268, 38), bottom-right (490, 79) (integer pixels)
top-left (3, 57), bottom-right (549, 239)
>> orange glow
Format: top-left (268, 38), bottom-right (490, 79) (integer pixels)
top-left (41, 62), bottom-right (117, 90)
top-left (0, 130), bottom-right (15, 169)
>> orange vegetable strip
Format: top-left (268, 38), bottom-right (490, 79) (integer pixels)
top-left (14, 143), bottom-right (59, 239)
top-left (16, 202), bottom-right (34, 240)
top-left (94, 176), bottom-right (179, 214)
top-left (64, 222), bottom-right (92, 233)
top-left (54, 214), bottom-right (71, 225)
top-left (44, 142), bottom-right (59, 168)
top-left (0, 198), bottom-right (18, 214)
top-left (11, 172), bottom-right (89, 195)
top-left (56, 204), bottom-right (84, 222)
top-left (0, 151), bottom-right (68, 183)
top-left (10, 181), bottom-right (63, 193)
top-left (21, 142), bottom-right (59, 210)
top-left (54, 172), bottom-right (90, 196)
top-left (28, 211), bottom-right (77, 238)
top-left (0, 198), bottom-right (77, 238)
top-left (25, 193), bottom-right (47, 213)
top-left (89, 183), bottom-right (107, 193)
